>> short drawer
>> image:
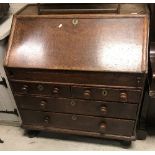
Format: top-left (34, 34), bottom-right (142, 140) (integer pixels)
top-left (21, 110), bottom-right (135, 137)
top-left (10, 81), bottom-right (71, 98)
top-left (15, 95), bottom-right (138, 119)
top-left (71, 86), bottom-right (141, 103)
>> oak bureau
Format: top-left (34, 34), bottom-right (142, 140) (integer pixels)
top-left (4, 4), bottom-right (149, 146)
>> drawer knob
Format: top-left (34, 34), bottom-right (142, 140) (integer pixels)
top-left (44, 116), bottom-right (50, 123)
top-left (21, 85), bottom-right (28, 93)
top-left (37, 84), bottom-right (44, 91)
top-left (70, 100), bottom-right (76, 106)
top-left (83, 90), bottom-right (91, 97)
top-left (53, 87), bottom-right (59, 94)
top-left (100, 106), bottom-right (107, 114)
top-left (99, 123), bottom-right (106, 132)
top-left (120, 92), bottom-right (128, 102)
top-left (40, 100), bottom-right (47, 109)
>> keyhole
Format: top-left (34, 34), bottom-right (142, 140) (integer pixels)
top-left (102, 89), bottom-right (108, 97)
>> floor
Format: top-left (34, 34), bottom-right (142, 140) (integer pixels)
top-left (0, 125), bottom-right (155, 150)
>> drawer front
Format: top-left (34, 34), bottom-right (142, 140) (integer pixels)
top-left (6, 68), bottom-right (144, 89)
top-left (15, 95), bottom-right (138, 119)
top-left (10, 81), bottom-right (71, 98)
top-left (21, 110), bottom-right (135, 137)
top-left (72, 86), bottom-right (141, 103)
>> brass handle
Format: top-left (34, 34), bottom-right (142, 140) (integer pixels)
top-left (100, 106), bottom-right (107, 114)
top-left (40, 100), bottom-right (47, 109)
top-left (21, 85), bottom-right (28, 93)
top-left (99, 123), bottom-right (106, 133)
top-left (37, 84), bottom-right (44, 91)
top-left (53, 87), bottom-right (59, 94)
top-left (44, 116), bottom-right (49, 123)
top-left (83, 90), bottom-right (91, 97)
top-left (120, 92), bottom-right (128, 102)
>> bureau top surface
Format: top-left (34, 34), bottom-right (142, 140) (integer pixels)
top-left (4, 4), bottom-right (149, 73)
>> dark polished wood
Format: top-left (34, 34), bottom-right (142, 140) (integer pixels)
top-left (21, 110), bottom-right (135, 137)
top-left (10, 80), bottom-right (141, 103)
top-left (15, 95), bottom-right (138, 119)
top-left (4, 4), bottom-right (149, 144)
top-left (71, 85), bottom-right (141, 103)
top-left (4, 11), bottom-right (148, 73)
top-left (6, 68), bottom-right (145, 88)
top-left (10, 81), bottom-right (71, 98)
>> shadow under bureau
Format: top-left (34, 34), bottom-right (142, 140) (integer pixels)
top-left (4, 4), bottom-right (149, 146)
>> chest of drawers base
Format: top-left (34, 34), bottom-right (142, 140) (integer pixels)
top-left (22, 124), bottom-right (136, 141)
top-left (5, 70), bottom-right (145, 145)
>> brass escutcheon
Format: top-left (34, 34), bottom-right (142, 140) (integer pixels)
top-left (72, 115), bottom-right (77, 121)
top-left (70, 100), bottom-right (76, 106)
top-left (37, 84), bottom-right (44, 91)
top-left (102, 89), bottom-right (108, 97)
top-left (72, 18), bottom-right (78, 26)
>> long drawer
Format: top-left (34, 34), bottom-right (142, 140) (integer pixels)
top-left (11, 81), bottom-right (141, 103)
top-left (21, 110), bottom-right (135, 137)
top-left (6, 68), bottom-right (144, 88)
top-left (15, 95), bottom-right (138, 119)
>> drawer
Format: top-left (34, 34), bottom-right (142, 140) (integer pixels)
top-left (10, 81), bottom-right (71, 98)
top-left (15, 95), bottom-right (138, 119)
top-left (21, 110), bottom-right (135, 137)
top-left (71, 86), bottom-right (141, 103)
top-left (6, 68), bottom-right (145, 89)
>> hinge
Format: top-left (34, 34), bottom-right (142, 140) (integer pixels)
top-left (0, 76), bottom-right (7, 88)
